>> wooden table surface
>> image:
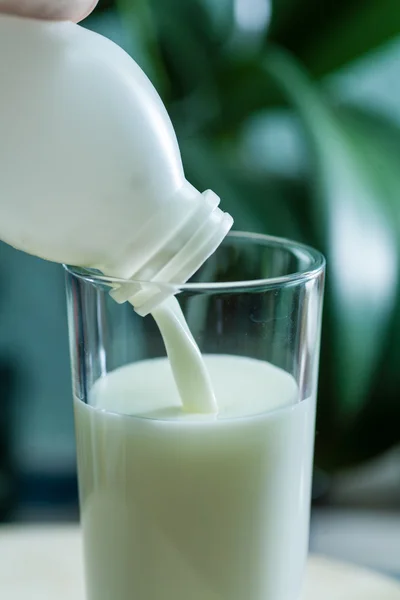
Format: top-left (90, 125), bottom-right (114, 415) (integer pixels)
top-left (1, 525), bottom-right (400, 599)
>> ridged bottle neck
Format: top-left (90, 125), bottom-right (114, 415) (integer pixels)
top-left (109, 182), bottom-right (233, 315)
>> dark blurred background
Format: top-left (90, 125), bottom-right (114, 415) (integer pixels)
top-left (1, 0), bottom-right (400, 577)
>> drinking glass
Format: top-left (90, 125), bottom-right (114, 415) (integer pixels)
top-left (65, 231), bottom-right (325, 600)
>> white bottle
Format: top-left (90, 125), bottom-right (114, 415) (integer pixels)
top-left (0, 14), bottom-right (232, 315)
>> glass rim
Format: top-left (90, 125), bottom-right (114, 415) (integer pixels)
top-left (63, 231), bottom-right (325, 292)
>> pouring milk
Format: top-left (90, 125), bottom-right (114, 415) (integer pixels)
top-left (0, 14), bottom-right (316, 600)
top-left (0, 14), bottom-right (230, 412)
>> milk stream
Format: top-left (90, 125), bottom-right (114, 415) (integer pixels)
top-left (150, 296), bottom-right (217, 414)
top-left (75, 355), bottom-right (315, 600)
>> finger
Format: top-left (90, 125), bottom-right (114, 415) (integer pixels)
top-left (0, 0), bottom-right (99, 22)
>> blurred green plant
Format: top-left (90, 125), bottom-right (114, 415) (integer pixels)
top-left (87, 0), bottom-right (400, 471)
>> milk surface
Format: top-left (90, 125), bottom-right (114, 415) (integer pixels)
top-left (75, 354), bottom-right (315, 600)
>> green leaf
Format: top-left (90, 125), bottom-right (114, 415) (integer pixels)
top-left (181, 137), bottom-right (264, 233)
top-left (319, 105), bottom-right (400, 467)
top-left (114, 0), bottom-right (170, 94)
top-left (180, 135), bottom-right (306, 243)
top-left (263, 47), bottom-right (399, 423)
top-left (270, 0), bottom-right (400, 78)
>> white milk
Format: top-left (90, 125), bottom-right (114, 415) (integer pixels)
top-left (150, 296), bottom-right (217, 413)
top-left (75, 354), bottom-right (316, 600)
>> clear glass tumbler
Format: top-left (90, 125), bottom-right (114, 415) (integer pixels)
top-left (65, 232), bottom-right (325, 600)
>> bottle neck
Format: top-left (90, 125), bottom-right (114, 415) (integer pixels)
top-left (108, 182), bottom-right (233, 315)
